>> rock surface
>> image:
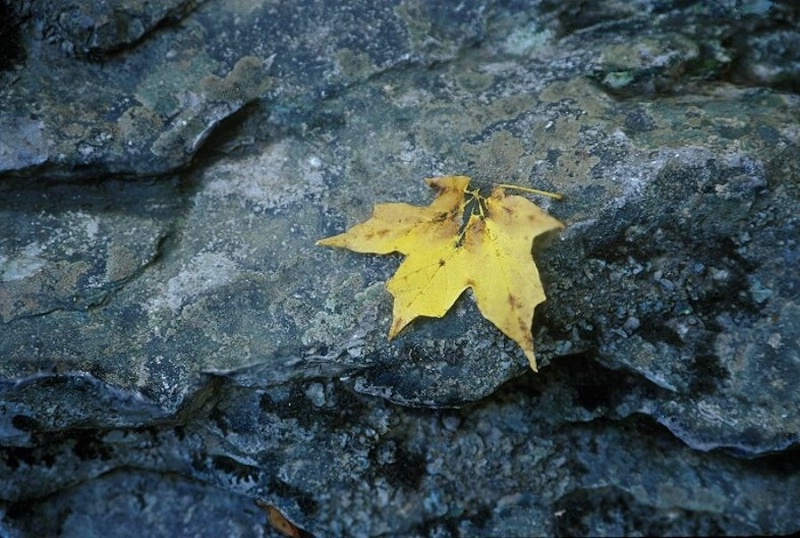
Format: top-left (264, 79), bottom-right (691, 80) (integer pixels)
top-left (1, 0), bottom-right (799, 536)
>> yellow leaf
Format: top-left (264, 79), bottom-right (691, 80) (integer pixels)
top-left (317, 175), bottom-right (563, 371)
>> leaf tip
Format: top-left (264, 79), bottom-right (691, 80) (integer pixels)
top-left (388, 314), bottom-right (413, 340)
top-left (525, 350), bottom-right (539, 372)
top-left (316, 234), bottom-right (341, 247)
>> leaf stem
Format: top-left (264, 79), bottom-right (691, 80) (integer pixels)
top-left (495, 183), bottom-right (563, 200)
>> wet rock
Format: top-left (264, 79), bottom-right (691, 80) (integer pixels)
top-left (17, 0), bottom-right (196, 57)
top-left (4, 375), bottom-right (800, 536)
top-left (0, 179), bottom-right (179, 322)
top-left (543, 139), bottom-right (800, 455)
top-left (0, 50), bottom-right (272, 178)
top-left (1, 1), bottom-right (799, 536)
top-left (9, 468), bottom-right (266, 537)
top-left (730, 28), bottom-right (800, 92)
top-left (0, 1), bottom-right (24, 70)
top-left (0, 372), bottom-right (170, 447)
top-left (0, 0), bottom-right (487, 179)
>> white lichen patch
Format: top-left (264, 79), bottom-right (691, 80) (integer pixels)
top-left (0, 247), bottom-right (46, 282)
top-left (201, 138), bottom-right (326, 212)
top-left (145, 251), bottom-right (241, 314)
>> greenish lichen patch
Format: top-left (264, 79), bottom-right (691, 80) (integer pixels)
top-left (335, 48), bottom-right (377, 80)
top-left (501, 21), bottom-right (554, 56)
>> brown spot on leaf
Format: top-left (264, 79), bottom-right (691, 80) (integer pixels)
top-left (427, 176), bottom-right (461, 194)
top-left (508, 294), bottom-right (523, 310)
top-left (438, 258), bottom-right (446, 267)
top-left (519, 319), bottom-right (530, 333)
top-left (433, 211), bottom-right (450, 222)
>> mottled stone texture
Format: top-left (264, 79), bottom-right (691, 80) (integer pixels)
top-left (1, 0), bottom-right (799, 536)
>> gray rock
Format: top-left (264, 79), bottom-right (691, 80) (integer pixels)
top-left (10, 468), bottom-right (266, 537)
top-left (1, 0), bottom-right (799, 536)
top-left (0, 179), bottom-right (178, 322)
top-left (16, 0), bottom-right (196, 57)
top-left (0, 0), bottom-right (487, 179)
top-left (732, 27), bottom-right (800, 92)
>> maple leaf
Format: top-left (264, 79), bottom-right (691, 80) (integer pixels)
top-left (317, 175), bottom-right (563, 371)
